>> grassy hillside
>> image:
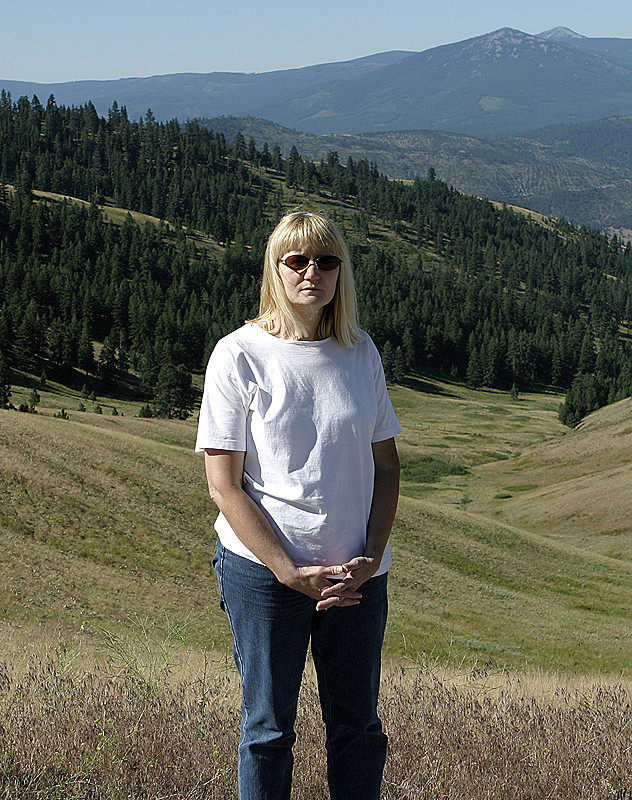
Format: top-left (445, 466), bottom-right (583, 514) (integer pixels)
top-left (3, 369), bottom-right (631, 674)
top-left (471, 397), bottom-right (632, 560)
top-left (0, 383), bottom-right (218, 647)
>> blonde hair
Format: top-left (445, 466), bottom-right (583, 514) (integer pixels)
top-left (251, 211), bottom-right (362, 346)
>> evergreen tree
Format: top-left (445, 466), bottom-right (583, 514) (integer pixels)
top-left (98, 332), bottom-right (119, 381)
top-left (77, 324), bottom-right (95, 374)
top-left (153, 362), bottom-right (194, 419)
top-left (14, 300), bottom-right (46, 369)
top-left (28, 387), bottom-right (40, 412)
top-left (392, 346), bottom-right (406, 383)
top-left (559, 373), bottom-right (601, 427)
top-left (0, 308), bottom-right (13, 356)
top-left (381, 341), bottom-right (394, 382)
top-left (578, 328), bottom-right (596, 373)
top-left (466, 347), bottom-right (483, 388)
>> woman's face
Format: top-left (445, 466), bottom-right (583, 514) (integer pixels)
top-left (277, 243), bottom-right (340, 315)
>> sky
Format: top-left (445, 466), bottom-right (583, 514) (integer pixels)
top-left (2, 0), bottom-right (632, 84)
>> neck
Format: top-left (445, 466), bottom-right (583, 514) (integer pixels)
top-left (299, 319), bottom-right (321, 341)
top-left (276, 308), bottom-right (324, 341)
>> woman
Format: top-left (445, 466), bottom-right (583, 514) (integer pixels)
top-left (196, 210), bottom-right (400, 800)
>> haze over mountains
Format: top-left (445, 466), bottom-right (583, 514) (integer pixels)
top-left (251, 27), bottom-right (632, 138)
top-left (3, 26), bottom-right (632, 138)
top-left (3, 26), bottom-right (632, 234)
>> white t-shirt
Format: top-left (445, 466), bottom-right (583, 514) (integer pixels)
top-left (195, 323), bottom-right (401, 575)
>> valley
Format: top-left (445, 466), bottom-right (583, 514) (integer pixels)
top-left (2, 367), bottom-right (631, 674)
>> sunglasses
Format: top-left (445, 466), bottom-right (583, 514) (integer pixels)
top-left (279, 255), bottom-right (341, 272)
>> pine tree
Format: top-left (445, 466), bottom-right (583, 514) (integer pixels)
top-left (0, 308), bottom-right (13, 357)
top-left (381, 341), bottom-right (394, 382)
top-left (98, 332), bottom-right (119, 381)
top-left (152, 362), bottom-right (194, 419)
top-left (78, 325), bottom-right (95, 374)
top-left (392, 346), bottom-right (406, 383)
top-left (271, 143), bottom-right (282, 172)
top-left (47, 318), bottom-right (66, 365)
top-left (578, 328), bottom-right (596, 373)
top-left (559, 372), bottom-right (601, 427)
top-left (14, 300), bottom-right (46, 370)
top-left (466, 347), bottom-right (483, 388)
top-left (28, 387), bottom-right (40, 412)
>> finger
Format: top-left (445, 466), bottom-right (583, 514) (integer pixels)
top-left (320, 583), bottom-right (362, 599)
top-left (323, 565), bottom-right (348, 579)
top-left (342, 557), bottom-right (370, 572)
top-left (316, 595), bottom-right (361, 611)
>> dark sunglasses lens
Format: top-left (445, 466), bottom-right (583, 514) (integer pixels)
top-left (282, 255), bottom-right (341, 270)
top-left (284, 255), bottom-right (310, 269)
top-left (316, 257), bottom-right (341, 271)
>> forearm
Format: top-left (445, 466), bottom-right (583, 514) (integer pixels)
top-left (204, 449), bottom-right (358, 606)
top-left (362, 437), bottom-right (400, 570)
top-left (209, 480), bottom-right (297, 583)
top-left (209, 479), bottom-right (360, 607)
top-left (364, 459), bottom-right (400, 562)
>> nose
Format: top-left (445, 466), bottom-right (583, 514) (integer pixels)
top-left (297, 260), bottom-right (320, 273)
top-left (292, 260), bottom-right (321, 280)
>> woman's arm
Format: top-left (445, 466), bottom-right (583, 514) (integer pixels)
top-left (319, 437), bottom-right (400, 601)
top-left (204, 449), bottom-right (361, 606)
top-left (364, 437), bottom-right (400, 564)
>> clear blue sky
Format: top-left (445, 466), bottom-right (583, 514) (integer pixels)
top-left (2, 0), bottom-right (632, 83)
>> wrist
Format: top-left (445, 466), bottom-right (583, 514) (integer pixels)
top-left (273, 561), bottom-right (299, 587)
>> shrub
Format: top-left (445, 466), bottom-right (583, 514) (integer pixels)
top-left (400, 455), bottom-right (469, 484)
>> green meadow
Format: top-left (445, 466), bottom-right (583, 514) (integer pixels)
top-left (2, 369), bottom-right (630, 675)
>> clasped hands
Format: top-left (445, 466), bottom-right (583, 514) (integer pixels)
top-left (286, 556), bottom-right (378, 611)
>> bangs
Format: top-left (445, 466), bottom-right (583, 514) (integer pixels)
top-left (270, 215), bottom-right (344, 260)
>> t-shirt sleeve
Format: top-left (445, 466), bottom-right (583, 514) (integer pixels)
top-left (369, 338), bottom-right (402, 443)
top-left (195, 340), bottom-right (248, 453)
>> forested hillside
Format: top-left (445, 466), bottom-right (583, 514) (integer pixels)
top-left (2, 92), bottom-right (632, 425)
top-left (202, 114), bottom-right (632, 238)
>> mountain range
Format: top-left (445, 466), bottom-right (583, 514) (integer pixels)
top-left (3, 26), bottom-right (632, 233)
top-left (249, 27), bottom-right (632, 138)
top-left (3, 27), bottom-right (632, 138)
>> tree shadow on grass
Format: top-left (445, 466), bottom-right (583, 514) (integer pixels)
top-left (401, 374), bottom-right (459, 398)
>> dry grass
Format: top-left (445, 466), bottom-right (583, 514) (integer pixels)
top-left (382, 664), bottom-right (632, 800)
top-left (0, 652), bottom-right (630, 800)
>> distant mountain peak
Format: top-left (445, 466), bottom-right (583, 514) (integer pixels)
top-left (537, 27), bottom-right (586, 41)
top-left (462, 27), bottom-right (555, 62)
top-left (483, 27), bottom-right (531, 42)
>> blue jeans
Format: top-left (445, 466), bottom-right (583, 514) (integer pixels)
top-left (213, 541), bottom-right (388, 800)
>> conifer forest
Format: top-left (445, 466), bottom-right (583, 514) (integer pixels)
top-left (2, 92), bottom-right (632, 425)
